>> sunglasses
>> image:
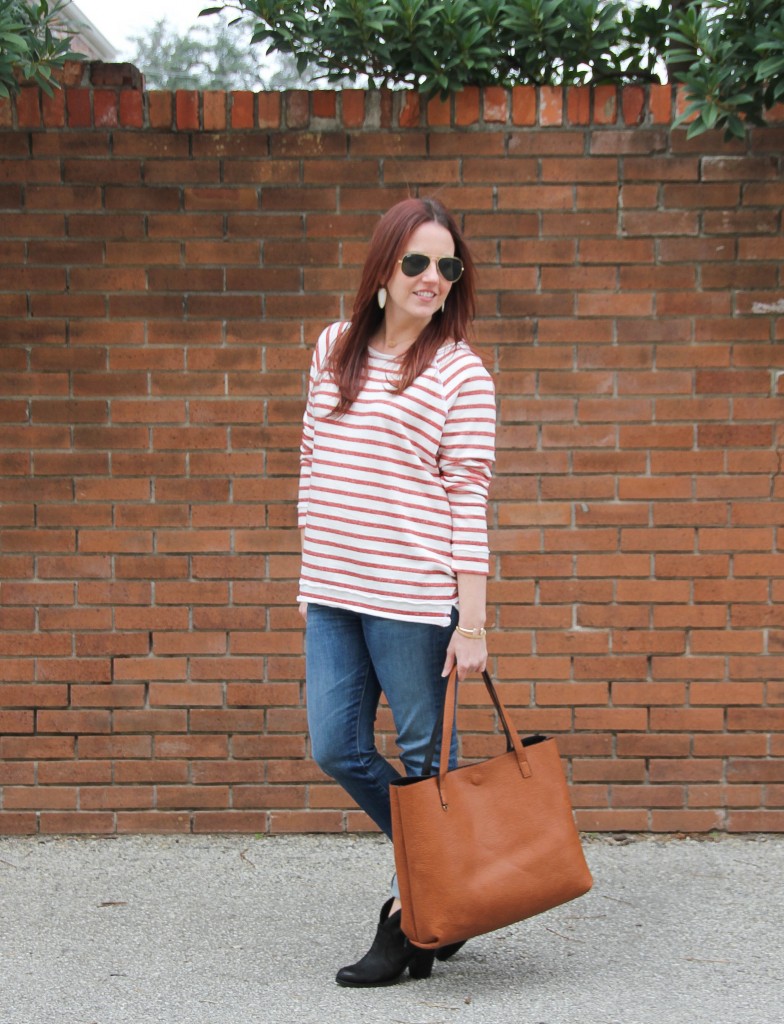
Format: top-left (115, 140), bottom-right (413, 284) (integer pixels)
top-left (398, 252), bottom-right (464, 283)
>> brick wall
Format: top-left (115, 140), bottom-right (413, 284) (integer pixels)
top-left (1, 63), bottom-right (783, 835)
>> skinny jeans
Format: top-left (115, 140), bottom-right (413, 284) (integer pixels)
top-left (305, 602), bottom-right (458, 840)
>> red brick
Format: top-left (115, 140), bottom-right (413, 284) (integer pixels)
top-left (401, 91), bottom-right (421, 127)
top-left (427, 94), bottom-right (451, 126)
top-left (511, 86), bottom-right (536, 126)
top-left (593, 85), bottom-right (617, 124)
top-left (0, 812), bottom-right (38, 833)
top-left (192, 811), bottom-right (268, 832)
top-left (454, 87), bottom-right (479, 126)
top-left (651, 810), bottom-right (723, 832)
top-left (539, 86), bottom-right (563, 126)
top-left (341, 90), bottom-right (365, 128)
top-left (174, 91), bottom-right (198, 129)
top-left (257, 93), bottom-right (281, 128)
top-left (119, 90), bottom-right (143, 128)
top-left (41, 88), bottom-right (66, 128)
top-left (201, 91), bottom-right (226, 131)
top-left (0, 710), bottom-right (33, 733)
top-left (622, 86), bottom-right (645, 126)
top-left (285, 90), bottom-right (309, 128)
top-left (17, 87), bottom-right (42, 127)
top-left (93, 90), bottom-right (118, 127)
top-left (311, 92), bottom-right (335, 119)
top-left (728, 811), bottom-right (784, 832)
top-left (116, 812), bottom-right (190, 832)
top-left (37, 710), bottom-right (111, 733)
top-left (613, 785), bottom-right (684, 808)
top-left (148, 91), bottom-right (172, 128)
top-left (40, 812), bottom-right (115, 833)
top-left (270, 811), bottom-right (344, 833)
top-left (80, 786), bottom-right (154, 810)
top-left (649, 84), bottom-right (672, 123)
top-left (482, 87), bottom-right (507, 123)
top-left (231, 91), bottom-right (254, 129)
top-left (575, 810), bottom-right (648, 831)
top-left (567, 86), bottom-right (590, 125)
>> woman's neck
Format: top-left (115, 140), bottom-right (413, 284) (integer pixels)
top-left (371, 310), bottom-right (430, 354)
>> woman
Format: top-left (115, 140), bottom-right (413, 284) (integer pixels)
top-left (297, 197), bottom-right (496, 987)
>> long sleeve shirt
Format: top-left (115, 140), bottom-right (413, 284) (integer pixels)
top-left (297, 321), bottom-right (496, 625)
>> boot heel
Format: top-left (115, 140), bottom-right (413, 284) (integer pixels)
top-left (408, 950), bottom-right (435, 979)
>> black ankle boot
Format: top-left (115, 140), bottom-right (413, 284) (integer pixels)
top-left (435, 939), bottom-right (467, 961)
top-left (336, 898), bottom-right (435, 988)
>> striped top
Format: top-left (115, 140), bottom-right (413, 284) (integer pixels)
top-left (297, 321), bottom-right (496, 625)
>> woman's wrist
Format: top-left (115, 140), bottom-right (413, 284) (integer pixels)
top-left (455, 623), bottom-right (487, 639)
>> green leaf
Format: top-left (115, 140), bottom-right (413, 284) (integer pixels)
top-left (685, 116), bottom-right (709, 139)
top-left (724, 92), bottom-right (757, 106)
top-left (0, 33), bottom-right (28, 48)
top-left (755, 55), bottom-right (784, 77)
top-left (725, 114), bottom-right (747, 140)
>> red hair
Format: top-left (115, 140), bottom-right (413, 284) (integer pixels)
top-left (327, 197), bottom-right (477, 415)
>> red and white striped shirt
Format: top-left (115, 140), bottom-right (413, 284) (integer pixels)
top-left (297, 322), bottom-right (496, 625)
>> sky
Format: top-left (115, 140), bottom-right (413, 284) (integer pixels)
top-left (73, 0), bottom-right (228, 59)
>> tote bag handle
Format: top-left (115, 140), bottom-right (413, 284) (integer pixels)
top-left (424, 669), bottom-right (533, 809)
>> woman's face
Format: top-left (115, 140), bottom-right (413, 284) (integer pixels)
top-left (384, 221), bottom-right (457, 325)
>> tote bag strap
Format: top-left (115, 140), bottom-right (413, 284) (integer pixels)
top-left (433, 669), bottom-right (532, 809)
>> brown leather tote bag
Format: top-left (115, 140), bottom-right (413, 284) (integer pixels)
top-left (390, 669), bottom-right (593, 950)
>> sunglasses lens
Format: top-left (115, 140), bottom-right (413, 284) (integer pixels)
top-left (400, 253), bottom-right (463, 281)
top-left (401, 253), bottom-right (430, 277)
top-left (438, 257), bottom-right (463, 282)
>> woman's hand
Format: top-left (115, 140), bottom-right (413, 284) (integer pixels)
top-left (442, 629), bottom-right (487, 680)
top-left (298, 602), bottom-right (308, 622)
top-left (445, 573), bottom-right (488, 679)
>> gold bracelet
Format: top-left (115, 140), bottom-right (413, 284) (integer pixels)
top-left (455, 624), bottom-right (487, 639)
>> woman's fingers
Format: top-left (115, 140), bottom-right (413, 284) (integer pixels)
top-left (449, 631), bottom-right (487, 679)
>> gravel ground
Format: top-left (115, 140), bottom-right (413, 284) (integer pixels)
top-left (1, 832), bottom-right (782, 1024)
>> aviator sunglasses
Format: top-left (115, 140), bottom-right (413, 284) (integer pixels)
top-left (398, 252), bottom-right (464, 283)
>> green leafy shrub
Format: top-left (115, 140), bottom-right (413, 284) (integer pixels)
top-left (209, 0), bottom-right (664, 93)
top-left (0, 0), bottom-right (80, 99)
top-left (201, 0), bottom-right (783, 134)
top-left (665, 0), bottom-right (784, 138)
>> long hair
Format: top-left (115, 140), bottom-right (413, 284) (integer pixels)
top-left (327, 197), bottom-right (477, 415)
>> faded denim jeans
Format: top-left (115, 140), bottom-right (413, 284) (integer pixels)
top-left (305, 602), bottom-right (458, 841)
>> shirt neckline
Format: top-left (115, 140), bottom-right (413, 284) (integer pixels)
top-left (367, 346), bottom-right (400, 361)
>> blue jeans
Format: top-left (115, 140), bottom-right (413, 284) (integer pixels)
top-left (305, 603), bottom-right (458, 840)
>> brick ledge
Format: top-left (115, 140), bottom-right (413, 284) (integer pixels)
top-left (3, 62), bottom-right (784, 132)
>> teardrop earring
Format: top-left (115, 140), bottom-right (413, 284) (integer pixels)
top-left (377, 287), bottom-right (387, 310)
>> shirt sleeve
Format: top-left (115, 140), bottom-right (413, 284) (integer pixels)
top-left (437, 350), bottom-right (496, 575)
top-left (297, 322), bottom-right (346, 528)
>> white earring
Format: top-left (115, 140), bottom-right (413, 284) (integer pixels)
top-left (377, 287), bottom-right (387, 310)
top-left (441, 301), bottom-right (446, 313)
